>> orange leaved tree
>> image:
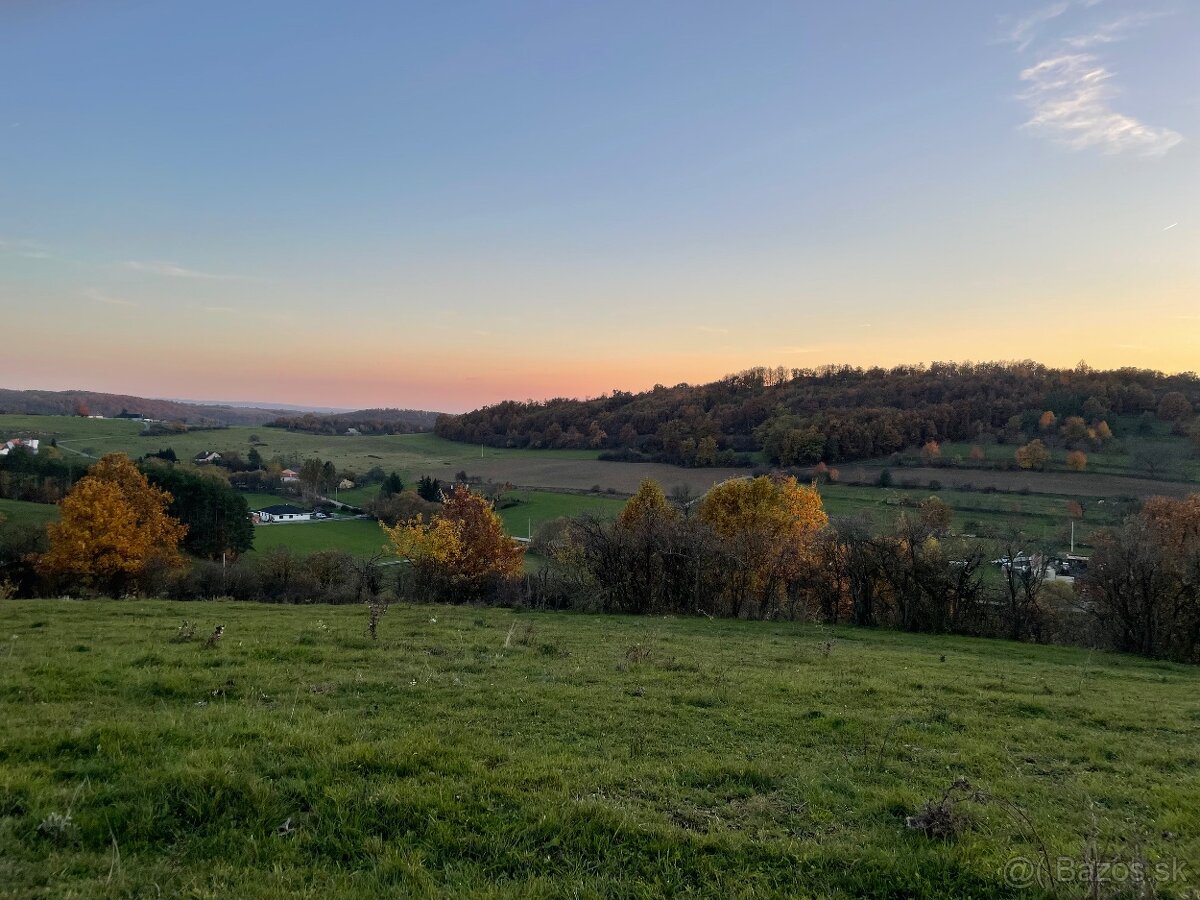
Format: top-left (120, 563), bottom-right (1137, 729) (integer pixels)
top-left (697, 475), bottom-right (828, 618)
top-left (37, 453), bottom-right (186, 593)
top-left (382, 484), bottom-right (523, 601)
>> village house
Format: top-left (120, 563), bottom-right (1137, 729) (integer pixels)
top-left (0, 438), bottom-right (40, 456)
top-left (280, 468), bottom-right (300, 483)
top-left (193, 451), bottom-right (222, 464)
top-left (253, 504), bottom-right (313, 523)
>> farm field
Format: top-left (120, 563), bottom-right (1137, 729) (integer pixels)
top-left (4, 414), bottom-right (1194, 508)
top-left (247, 518), bottom-right (391, 559)
top-left (0, 599), bottom-right (1196, 897)
top-left (0, 497), bottom-right (59, 529)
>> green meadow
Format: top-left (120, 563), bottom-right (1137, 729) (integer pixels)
top-left (0, 600), bottom-right (1196, 898)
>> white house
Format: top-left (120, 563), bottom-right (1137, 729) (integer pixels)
top-left (194, 451), bottom-right (222, 464)
top-left (254, 504), bottom-right (313, 523)
top-left (0, 438), bottom-right (40, 456)
top-left (280, 468), bottom-right (300, 483)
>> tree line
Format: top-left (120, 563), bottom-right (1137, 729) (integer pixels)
top-left (266, 408), bottom-right (440, 436)
top-left (4, 449), bottom-right (1197, 665)
top-left (435, 361), bottom-right (1199, 466)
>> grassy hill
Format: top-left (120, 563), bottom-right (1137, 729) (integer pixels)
top-left (1, 600), bottom-right (1196, 897)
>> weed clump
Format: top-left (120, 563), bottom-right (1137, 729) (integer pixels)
top-left (904, 777), bottom-right (984, 840)
top-left (170, 620), bottom-right (195, 643)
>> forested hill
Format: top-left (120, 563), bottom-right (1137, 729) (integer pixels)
top-left (0, 388), bottom-right (301, 426)
top-left (435, 362), bottom-right (1200, 467)
top-left (266, 407), bottom-right (441, 435)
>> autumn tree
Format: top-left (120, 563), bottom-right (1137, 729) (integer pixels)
top-left (382, 484), bottom-right (522, 601)
top-left (1038, 410), bottom-right (1057, 431)
top-left (1082, 494), bottom-right (1200, 661)
top-left (969, 445), bottom-right (986, 462)
top-left (920, 441), bottom-right (941, 463)
top-left (37, 454), bottom-right (186, 592)
top-left (1015, 439), bottom-right (1050, 470)
top-left (1065, 450), bottom-right (1088, 472)
top-left (698, 475), bottom-right (827, 618)
top-left (919, 496), bottom-right (953, 535)
top-left (1157, 392), bottom-right (1193, 423)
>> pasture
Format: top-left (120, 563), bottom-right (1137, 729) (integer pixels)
top-left (0, 599), bottom-right (1196, 897)
top-left (0, 498), bottom-right (59, 529)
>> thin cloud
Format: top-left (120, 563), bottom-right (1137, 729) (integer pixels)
top-left (1163, 223), bottom-right (1177, 231)
top-left (123, 260), bottom-right (252, 281)
top-left (693, 325), bottom-right (730, 335)
top-left (1003, 1), bottom-right (1072, 51)
top-left (83, 287), bottom-right (137, 308)
top-left (0, 238), bottom-right (52, 259)
top-left (1003, 2), bottom-right (1183, 157)
top-left (1019, 53), bottom-right (1182, 157)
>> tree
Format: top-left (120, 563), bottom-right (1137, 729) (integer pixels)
top-left (299, 458), bottom-right (323, 495)
top-left (1060, 416), bottom-right (1089, 443)
top-left (1081, 495), bottom-right (1200, 661)
top-left (969, 445), bottom-right (986, 462)
top-left (416, 476), bottom-right (442, 503)
top-left (382, 485), bottom-right (523, 601)
top-left (320, 460), bottom-right (338, 493)
top-left (247, 446), bottom-right (264, 470)
top-left (1038, 411), bottom-right (1057, 431)
top-left (919, 496), bottom-right (953, 535)
top-left (37, 454), bottom-right (186, 591)
top-left (143, 464), bottom-right (254, 559)
top-left (618, 479), bottom-right (678, 529)
top-left (920, 441), bottom-right (941, 463)
top-left (1065, 450), bottom-right (1088, 472)
top-left (73, 400), bottom-right (91, 417)
top-left (698, 475), bottom-right (827, 618)
top-left (1015, 439), bottom-right (1050, 470)
top-left (1157, 392), bottom-right (1193, 423)
top-left (380, 472), bottom-right (405, 498)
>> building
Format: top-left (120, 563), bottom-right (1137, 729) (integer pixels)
top-left (253, 504), bottom-right (313, 523)
top-left (280, 468), bottom-right (300, 483)
top-left (194, 451), bottom-right (222, 464)
top-left (0, 438), bottom-right (40, 456)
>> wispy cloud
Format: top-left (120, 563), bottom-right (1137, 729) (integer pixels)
top-left (1163, 222), bottom-right (1177, 231)
top-left (1002, 2), bottom-right (1182, 157)
top-left (1019, 54), bottom-right (1183, 156)
top-left (122, 260), bottom-right (252, 281)
top-left (83, 287), bottom-right (137, 308)
top-left (0, 238), bottom-right (52, 259)
top-left (692, 325), bottom-right (730, 335)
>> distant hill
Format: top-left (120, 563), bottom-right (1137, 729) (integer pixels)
top-left (266, 407), bottom-right (442, 435)
top-left (0, 388), bottom-right (330, 426)
top-left (436, 361), bottom-right (1200, 467)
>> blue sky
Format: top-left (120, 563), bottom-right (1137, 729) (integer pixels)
top-left (1, 1), bottom-right (1196, 410)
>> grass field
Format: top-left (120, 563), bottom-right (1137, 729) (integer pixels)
top-left (248, 519), bottom-right (392, 559)
top-left (496, 489), bottom-right (626, 539)
top-left (0, 498), bottom-right (59, 529)
top-left (0, 600), bottom-right (1196, 897)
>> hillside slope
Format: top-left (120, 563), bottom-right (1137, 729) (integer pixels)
top-left (436, 361), bottom-right (1200, 467)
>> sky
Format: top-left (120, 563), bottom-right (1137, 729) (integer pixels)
top-left (1, 1), bottom-right (1196, 413)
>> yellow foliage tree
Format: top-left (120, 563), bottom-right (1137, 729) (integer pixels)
top-left (382, 484), bottom-right (523, 598)
top-left (1038, 410), bottom-right (1057, 431)
top-left (618, 479), bottom-right (678, 529)
top-left (1015, 439), bottom-right (1050, 470)
top-left (698, 475), bottom-right (828, 616)
top-left (38, 453), bottom-right (186, 590)
top-left (1066, 450), bottom-right (1088, 471)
